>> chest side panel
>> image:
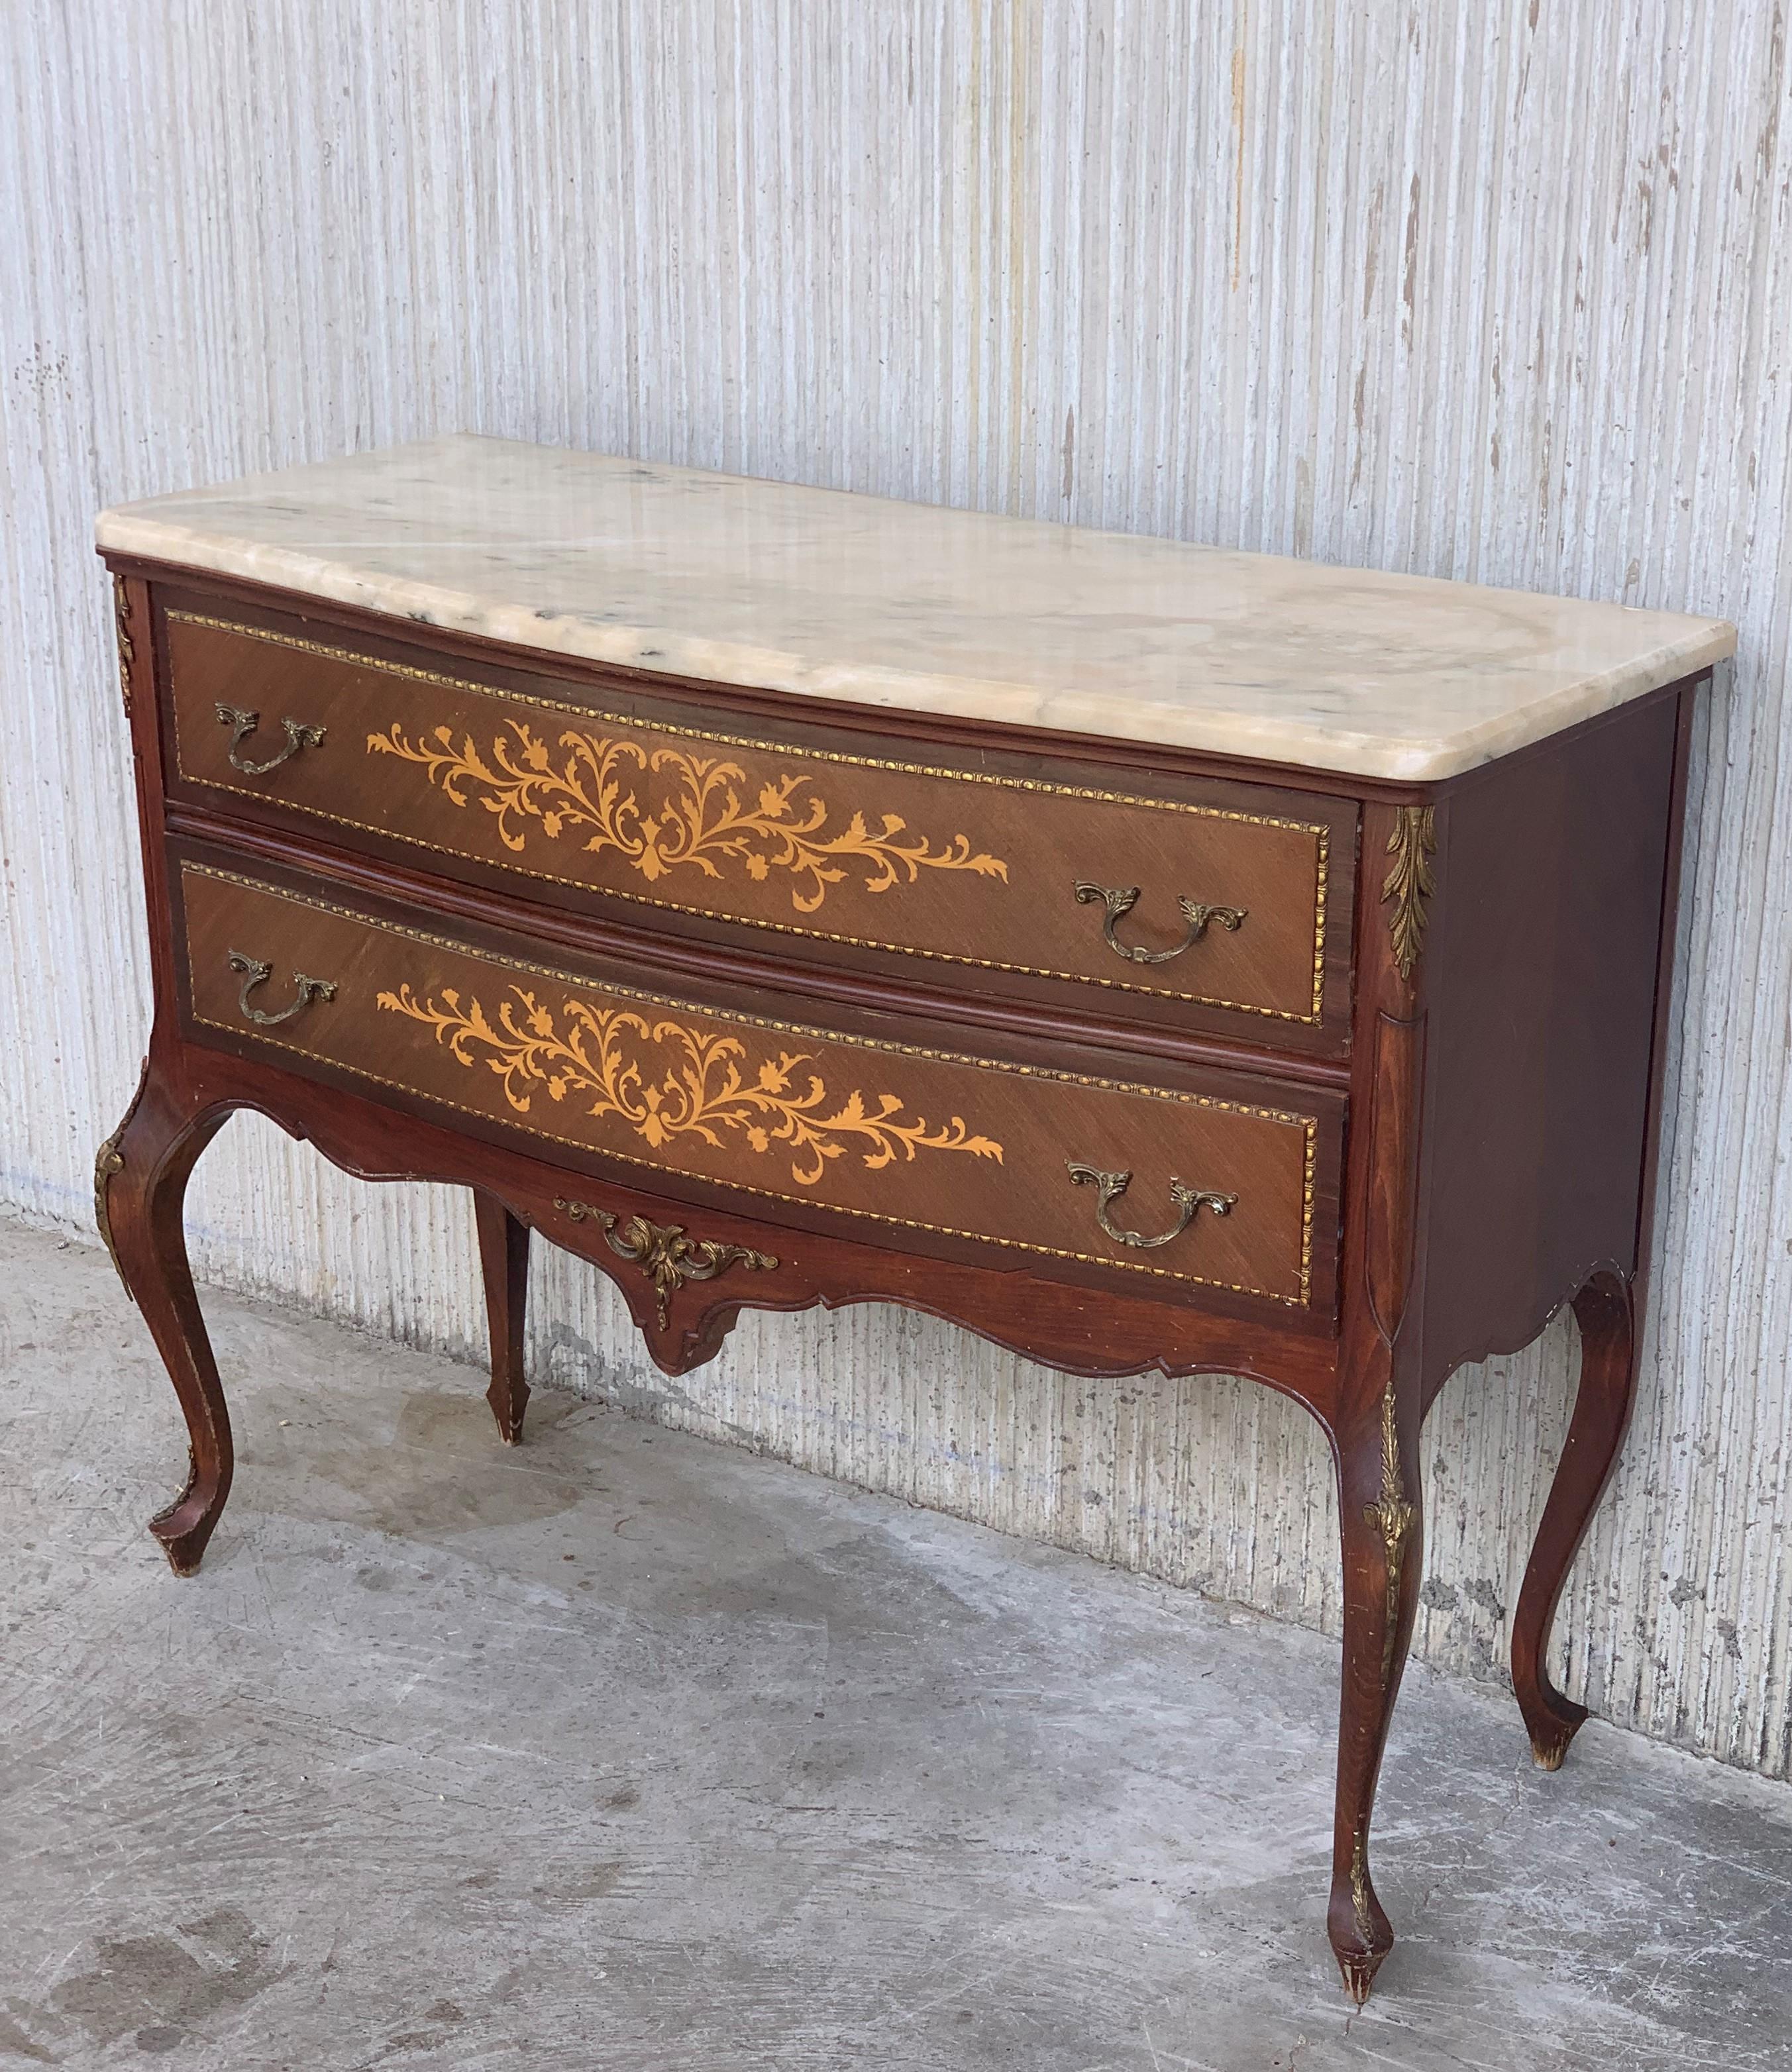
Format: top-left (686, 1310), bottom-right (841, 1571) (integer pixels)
top-left (1418, 689), bottom-right (1688, 1388)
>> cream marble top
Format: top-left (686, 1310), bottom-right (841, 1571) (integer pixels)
top-left (95, 434), bottom-right (1734, 782)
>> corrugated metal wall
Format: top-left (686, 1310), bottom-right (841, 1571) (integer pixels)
top-left (3, 1), bottom-right (1788, 1773)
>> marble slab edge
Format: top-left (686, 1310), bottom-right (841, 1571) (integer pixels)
top-left (93, 511), bottom-right (1737, 785)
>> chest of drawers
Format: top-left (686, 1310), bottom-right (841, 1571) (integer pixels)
top-left (94, 436), bottom-right (1733, 2000)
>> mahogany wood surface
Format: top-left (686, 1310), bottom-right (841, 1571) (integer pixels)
top-left (474, 1191), bottom-right (530, 1445)
top-left (172, 847), bottom-right (1337, 1316)
top-left (1510, 1270), bottom-right (1639, 1769)
top-left (1416, 690), bottom-right (1686, 1395)
top-left (96, 556), bottom-right (1706, 2005)
top-left (158, 586), bottom-right (1356, 1051)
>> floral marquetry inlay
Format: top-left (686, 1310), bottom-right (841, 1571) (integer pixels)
top-left (366, 719), bottom-right (1009, 913)
top-left (376, 982), bottom-right (1006, 1187)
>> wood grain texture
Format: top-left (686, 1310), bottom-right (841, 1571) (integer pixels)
top-left (1512, 1271), bottom-right (1642, 1773)
top-left (1322, 798), bottom-right (1433, 2002)
top-left (115, 563), bottom-right (1693, 1998)
top-left (160, 599), bottom-right (1347, 1037)
top-left (101, 1029), bottom-right (1345, 1410)
top-left (474, 1190), bottom-right (530, 1443)
top-left (171, 850), bottom-right (1335, 1312)
top-left (3, 1), bottom-right (1789, 1782)
top-left (1418, 693), bottom-right (1686, 1396)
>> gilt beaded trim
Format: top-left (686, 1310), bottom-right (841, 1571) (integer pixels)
top-left (179, 860), bottom-right (1318, 1306)
top-left (166, 609), bottom-right (1332, 1023)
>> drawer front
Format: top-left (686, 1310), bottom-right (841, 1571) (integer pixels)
top-left (163, 605), bottom-right (1350, 1035)
top-left (176, 859), bottom-right (1336, 1310)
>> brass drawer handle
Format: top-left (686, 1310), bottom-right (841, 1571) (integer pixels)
top-left (1066, 1161), bottom-right (1237, 1249)
top-left (1073, 880), bottom-right (1246, 965)
top-left (227, 951), bottom-right (337, 1027)
top-left (216, 701), bottom-right (326, 775)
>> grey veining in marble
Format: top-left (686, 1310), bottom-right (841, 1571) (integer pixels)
top-left (96, 434), bottom-right (1735, 779)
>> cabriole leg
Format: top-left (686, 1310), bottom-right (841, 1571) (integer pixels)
top-left (1511, 1270), bottom-right (1638, 1768)
top-left (1328, 1376), bottom-right (1424, 2004)
top-left (474, 1190), bottom-right (530, 1444)
top-left (96, 1058), bottom-right (231, 1575)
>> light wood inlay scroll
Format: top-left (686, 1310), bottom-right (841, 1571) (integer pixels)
top-left (368, 719), bottom-right (1010, 913)
top-left (376, 983), bottom-right (1006, 1188)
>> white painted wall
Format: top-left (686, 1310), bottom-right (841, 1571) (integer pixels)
top-left (3, 2), bottom-right (1788, 1773)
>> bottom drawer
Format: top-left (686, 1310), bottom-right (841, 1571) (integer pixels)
top-left (174, 857), bottom-right (1336, 1312)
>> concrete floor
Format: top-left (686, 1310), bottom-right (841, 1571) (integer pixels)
top-left (2, 1217), bottom-right (1789, 2070)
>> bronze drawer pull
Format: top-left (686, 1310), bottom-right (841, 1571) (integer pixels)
top-left (1073, 880), bottom-right (1246, 964)
top-left (227, 951), bottom-right (337, 1027)
top-left (216, 701), bottom-right (326, 775)
top-left (1066, 1161), bottom-right (1237, 1250)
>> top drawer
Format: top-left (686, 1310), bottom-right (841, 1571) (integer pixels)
top-left (157, 594), bottom-right (1357, 1047)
